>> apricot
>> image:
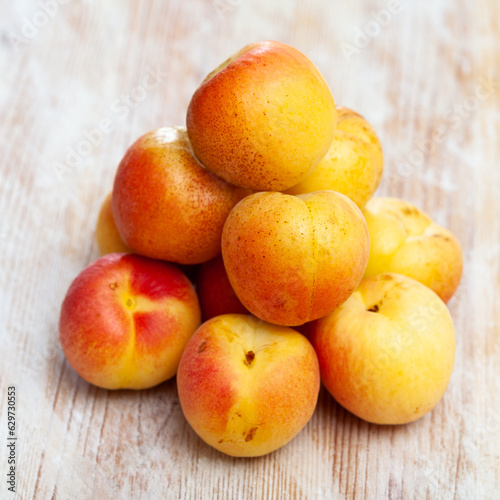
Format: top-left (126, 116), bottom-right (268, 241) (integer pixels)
top-left (196, 255), bottom-right (248, 321)
top-left (186, 40), bottom-right (337, 191)
top-left (95, 192), bottom-right (131, 255)
top-left (59, 253), bottom-right (201, 389)
top-left (310, 273), bottom-right (456, 424)
top-left (221, 191), bottom-right (369, 326)
top-left (286, 106), bottom-right (383, 208)
top-left (362, 197), bottom-right (463, 302)
top-left (177, 314), bottom-right (320, 456)
top-left (112, 126), bottom-right (248, 264)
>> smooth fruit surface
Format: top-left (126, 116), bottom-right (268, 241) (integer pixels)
top-left (222, 191), bottom-right (369, 326)
top-left (286, 106), bottom-right (383, 208)
top-left (362, 197), bottom-right (463, 302)
top-left (186, 40), bottom-right (337, 191)
top-left (197, 255), bottom-right (248, 321)
top-left (95, 192), bottom-right (131, 255)
top-left (96, 192), bottom-right (199, 281)
top-left (59, 253), bottom-right (201, 389)
top-left (112, 126), bottom-right (248, 264)
top-left (309, 273), bottom-right (456, 424)
top-left (177, 314), bottom-right (320, 457)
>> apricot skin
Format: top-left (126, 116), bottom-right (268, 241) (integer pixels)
top-left (286, 106), bottom-right (383, 208)
top-left (112, 127), bottom-right (249, 264)
top-left (95, 192), bottom-right (131, 256)
top-left (177, 314), bottom-right (320, 457)
top-left (221, 191), bottom-right (370, 326)
top-left (309, 273), bottom-right (456, 424)
top-left (59, 253), bottom-right (201, 390)
top-left (186, 40), bottom-right (337, 191)
top-left (197, 255), bottom-right (248, 321)
top-left (362, 197), bottom-right (463, 302)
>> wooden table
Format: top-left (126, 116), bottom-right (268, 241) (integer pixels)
top-left (1, 1), bottom-right (499, 498)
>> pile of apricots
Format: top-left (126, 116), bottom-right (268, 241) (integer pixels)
top-left (59, 41), bottom-right (463, 457)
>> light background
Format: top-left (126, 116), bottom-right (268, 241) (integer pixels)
top-left (1, 0), bottom-right (499, 498)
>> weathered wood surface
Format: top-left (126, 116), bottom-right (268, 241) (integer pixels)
top-left (1, 0), bottom-right (499, 498)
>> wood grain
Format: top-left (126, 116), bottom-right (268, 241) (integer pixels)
top-left (1, 0), bottom-right (499, 498)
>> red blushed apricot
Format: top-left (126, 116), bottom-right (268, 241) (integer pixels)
top-left (177, 314), bottom-right (320, 457)
top-left (221, 191), bottom-right (370, 326)
top-left (176, 339), bottom-right (237, 435)
top-left (196, 255), bottom-right (248, 321)
top-left (59, 253), bottom-right (201, 390)
top-left (112, 127), bottom-right (249, 264)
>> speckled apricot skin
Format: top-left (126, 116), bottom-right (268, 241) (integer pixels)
top-left (59, 253), bottom-right (201, 390)
top-left (177, 314), bottom-right (320, 457)
top-left (362, 197), bottom-right (463, 302)
top-left (309, 273), bottom-right (456, 424)
top-left (196, 255), bottom-right (248, 321)
top-left (112, 127), bottom-right (249, 265)
top-left (95, 193), bottom-right (199, 281)
top-left (221, 191), bottom-right (370, 326)
top-left (96, 192), bottom-right (132, 255)
top-left (286, 106), bottom-right (384, 208)
top-left (186, 40), bottom-right (337, 191)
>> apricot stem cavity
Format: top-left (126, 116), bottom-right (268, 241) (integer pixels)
top-left (244, 350), bottom-right (256, 367)
top-left (124, 296), bottom-right (136, 310)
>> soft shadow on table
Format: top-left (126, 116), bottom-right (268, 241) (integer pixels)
top-left (60, 360), bottom-right (429, 470)
top-left (48, 358), bottom-right (448, 500)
